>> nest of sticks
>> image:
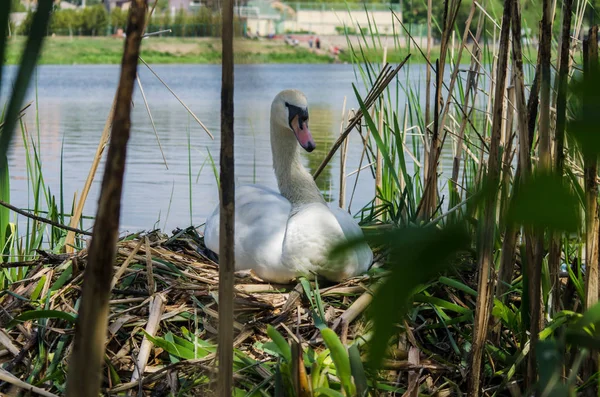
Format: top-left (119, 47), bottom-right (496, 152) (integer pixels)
top-left (0, 227), bottom-right (462, 396)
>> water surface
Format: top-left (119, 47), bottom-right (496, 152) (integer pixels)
top-left (5, 63), bottom-right (432, 233)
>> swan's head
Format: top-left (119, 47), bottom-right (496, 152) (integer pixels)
top-left (271, 89), bottom-right (315, 152)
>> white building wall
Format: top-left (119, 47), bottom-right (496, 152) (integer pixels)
top-left (296, 9), bottom-right (399, 35)
top-left (248, 9), bottom-right (402, 36)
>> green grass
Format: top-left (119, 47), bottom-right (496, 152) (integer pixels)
top-left (4, 36), bottom-right (334, 65)
top-left (3, 35), bottom-right (492, 65)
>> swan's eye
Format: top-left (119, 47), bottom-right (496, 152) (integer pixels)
top-left (285, 102), bottom-right (309, 128)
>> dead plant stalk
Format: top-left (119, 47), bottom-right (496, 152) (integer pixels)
top-left (468, 0), bottom-right (512, 394)
top-left (218, 0), bottom-right (235, 391)
top-left (65, 2), bottom-right (147, 396)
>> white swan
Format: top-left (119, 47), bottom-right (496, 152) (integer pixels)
top-left (203, 89), bottom-right (373, 283)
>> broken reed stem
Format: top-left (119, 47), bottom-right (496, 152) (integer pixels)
top-left (0, 199), bottom-right (91, 237)
top-left (312, 56), bottom-right (410, 181)
top-left (375, 47), bottom-right (387, 217)
top-left (527, 0), bottom-right (554, 385)
top-left (130, 294), bottom-right (165, 383)
top-left (138, 57), bottom-right (213, 139)
top-left (0, 368), bottom-right (59, 397)
top-left (145, 236), bottom-right (155, 295)
top-left (347, 117), bottom-right (370, 212)
top-left (421, 0), bottom-right (462, 220)
top-left (64, 96), bottom-right (116, 253)
top-left (111, 238), bottom-right (144, 289)
top-left (338, 97), bottom-right (348, 209)
top-left (583, 26), bottom-right (600, 393)
top-left (424, 0), bottom-right (432, 181)
top-left (548, 0), bottom-right (573, 315)
top-left (65, 3), bottom-right (147, 397)
top-left (136, 74), bottom-right (168, 169)
top-left (218, 0), bottom-right (235, 391)
top-left (448, 4), bottom-right (478, 200)
top-left (467, 0), bottom-right (512, 395)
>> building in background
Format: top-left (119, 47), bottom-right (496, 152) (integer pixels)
top-left (238, 0), bottom-right (401, 36)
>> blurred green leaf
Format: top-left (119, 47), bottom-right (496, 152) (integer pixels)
top-left (568, 71), bottom-right (600, 160)
top-left (348, 344), bottom-right (368, 397)
top-left (536, 339), bottom-right (567, 397)
top-left (313, 388), bottom-right (345, 397)
top-left (7, 309), bottom-right (76, 328)
top-left (507, 171), bottom-right (580, 232)
top-left (571, 300), bottom-right (600, 331)
top-left (320, 327), bottom-right (354, 396)
top-left (267, 325), bottom-right (291, 363)
top-left (366, 223), bottom-right (471, 369)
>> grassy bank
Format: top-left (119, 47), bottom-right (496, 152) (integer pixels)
top-left (4, 36), bottom-right (334, 65)
top-left (4, 35), bottom-right (475, 65)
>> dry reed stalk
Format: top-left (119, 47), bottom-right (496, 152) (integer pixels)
top-left (0, 368), bottom-right (59, 397)
top-left (331, 282), bottom-right (378, 332)
top-left (405, 346), bottom-right (420, 397)
top-left (145, 236), bottom-right (155, 295)
top-left (439, 2), bottom-right (476, 143)
top-left (218, 0), bottom-right (235, 391)
top-left (111, 238), bottom-right (143, 289)
top-left (338, 97), bottom-right (348, 209)
top-left (63, 97), bottom-right (115, 254)
top-left (499, 85), bottom-right (515, 222)
top-left (138, 57), bottom-right (213, 139)
top-left (583, 27), bottom-right (600, 392)
top-left (421, 1), bottom-right (458, 220)
top-left (467, 0), bottom-right (512, 395)
top-left (424, 0), bottom-right (432, 180)
top-left (548, 0), bottom-right (573, 316)
top-left (525, 0), bottom-right (554, 385)
top-left (375, 46), bottom-right (387, 217)
top-left (313, 57), bottom-right (409, 180)
top-left (0, 199), bottom-right (91, 237)
top-left (136, 74), bottom-right (168, 169)
top-left (291, 339), bottom-right (311, 397)
top-left (347, 116), bottom-right (371, 212)
top-left (64, 4), bottom-right (209, 254)
top-left (451, 24), bottom-right (483, 199)
top-left (130, 294), bottom-right (165, 384)
top-left (65, 2), bottom-right (147, 396)
top-left (497, 0), bottom-right (532, 307)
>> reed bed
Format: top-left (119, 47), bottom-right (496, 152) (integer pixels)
top-left (4, 0), bottom-right (600, 395)
top-left (0, 227), bottom-right (474, 396)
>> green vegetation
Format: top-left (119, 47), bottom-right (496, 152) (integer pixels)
top-left (19, 4), bottom-right (245, 37)
top-left (3, 36), bottom-right (486, 65)
top-left (6, 0), bottom-right (600, 396)
top-left (4, 36), bottom-right (333, 64)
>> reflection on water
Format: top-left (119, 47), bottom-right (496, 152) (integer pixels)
top-left (4, 64), bottom-right (400, 232)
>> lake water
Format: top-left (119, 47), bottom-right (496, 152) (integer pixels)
top-left (5, 63), bottom-right (436, 234)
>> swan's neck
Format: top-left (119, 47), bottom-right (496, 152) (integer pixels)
top-left (271, 121), bottom-right (325, 206)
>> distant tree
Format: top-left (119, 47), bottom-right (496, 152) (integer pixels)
top-left (51, 8), bottom-right (80, 34)
top-left (110, 7), bottom-right (128, 29)
top-left (156, 0), bottom-right (169, 11)
top-left (81, 4), bottom-right (108, 35)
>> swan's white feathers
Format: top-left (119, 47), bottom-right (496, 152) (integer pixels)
top-left (204, 185), bottom-right (290, 272)
top-left (203, 89), bottom-right (373, 283)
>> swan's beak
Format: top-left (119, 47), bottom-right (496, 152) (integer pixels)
top-left (292, 116), bottom-right (316, 152)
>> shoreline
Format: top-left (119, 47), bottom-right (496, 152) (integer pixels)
top-left (4, 36), bottom-right (465, 65)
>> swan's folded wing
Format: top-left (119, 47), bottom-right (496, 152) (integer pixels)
top-left (329, 205), bottom-right (373, 272)
top-left (203, 185), bottom-right (291, 271)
